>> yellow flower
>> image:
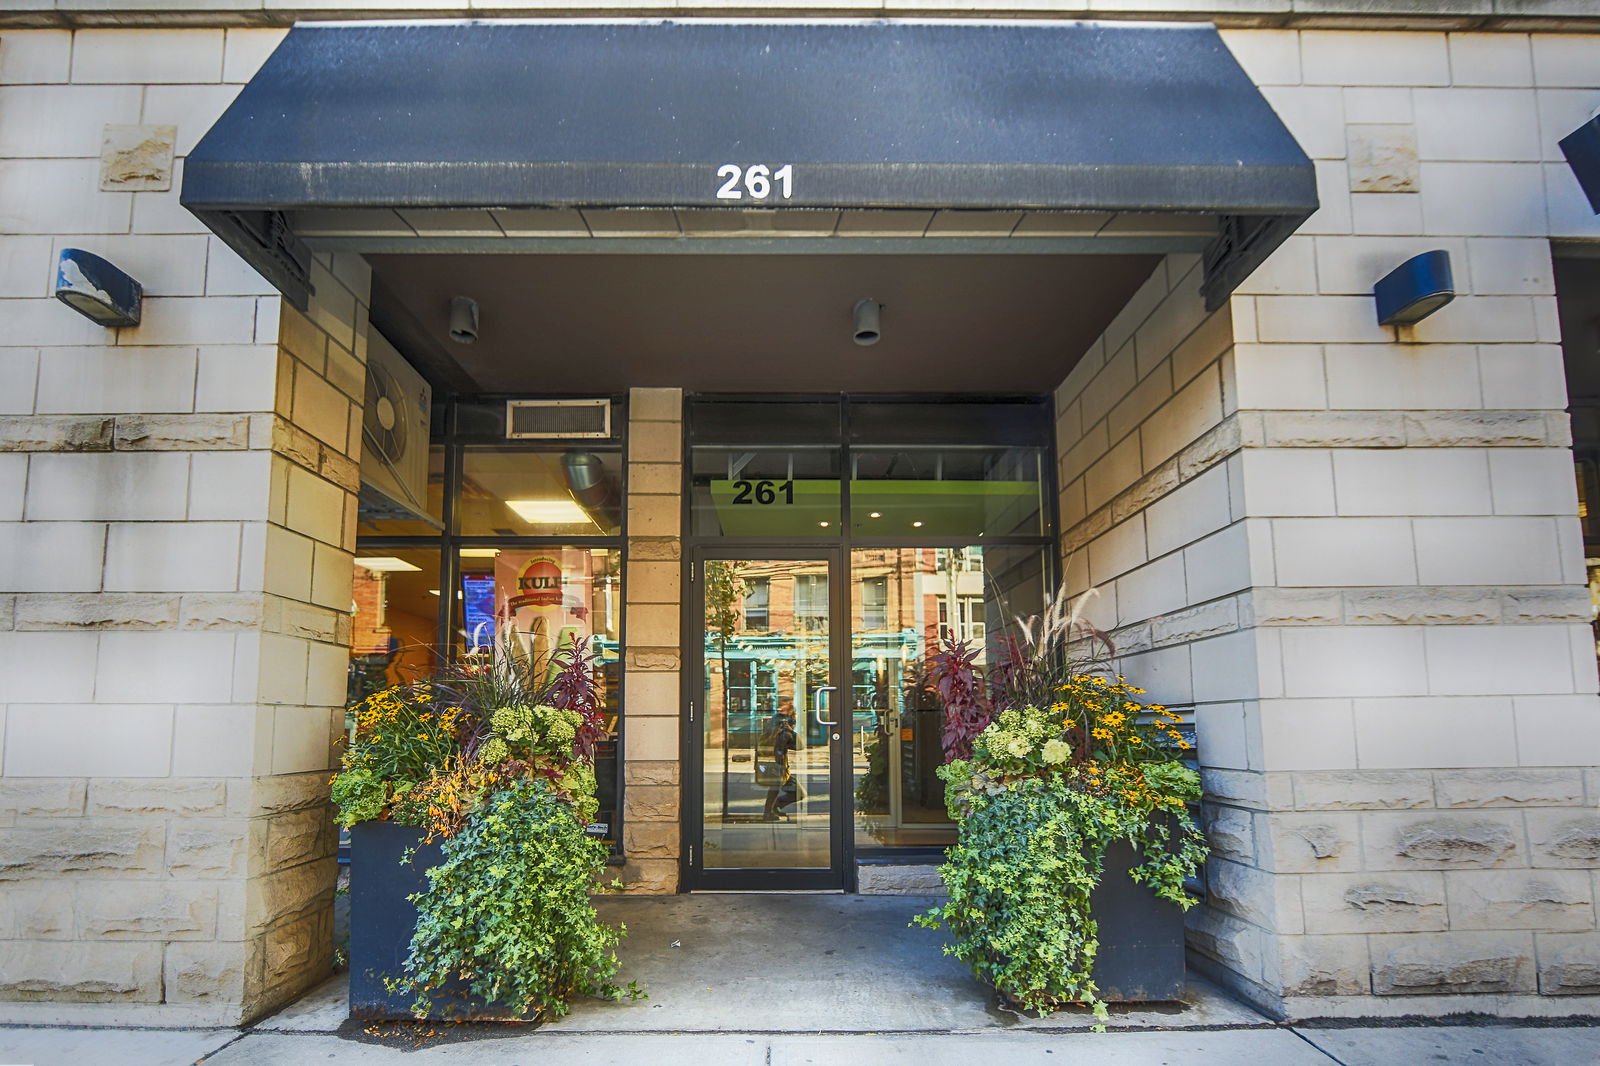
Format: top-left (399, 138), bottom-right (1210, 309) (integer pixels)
top-left (1177, 740), bottom-right (1193, 750)
top-left (1092, 728), bottom-right (1112, 741)
top-left (1127, 736), bottom-right (1141, 744)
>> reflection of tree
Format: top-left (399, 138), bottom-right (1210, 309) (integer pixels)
top-left (705, 560), bottom-right (749, 822)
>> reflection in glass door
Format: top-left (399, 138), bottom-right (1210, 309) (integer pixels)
top-left (692, 555), bottom-right (843, 889)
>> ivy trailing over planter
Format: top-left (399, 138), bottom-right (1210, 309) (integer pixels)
top-left (401, 778), bottom-right (637, 1019)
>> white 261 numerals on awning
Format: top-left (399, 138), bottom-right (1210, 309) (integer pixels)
top-left (715, 164), bottom-right (794, 200)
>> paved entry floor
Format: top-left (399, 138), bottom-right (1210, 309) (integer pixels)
top-left (557, 893), bottom-right (1263, 1032)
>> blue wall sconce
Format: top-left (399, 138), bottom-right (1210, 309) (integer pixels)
top-left (55, 248), bottom-right (143, 328)
top-left (1560, 113), bottom-right (1600, 214)
top-left (1374, 250), bottom-right (1454, 327)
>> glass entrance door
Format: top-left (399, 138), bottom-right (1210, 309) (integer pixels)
top-left (689, 553), bottom-right (845, 890)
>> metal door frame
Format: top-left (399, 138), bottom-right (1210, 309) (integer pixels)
top-left (683, 545), bottom-right (851, 891)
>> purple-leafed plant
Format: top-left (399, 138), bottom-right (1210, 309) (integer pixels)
top-left (929, 630), bottom-right (992, 762)
top-left (546, 634), bottom-right (608, 763)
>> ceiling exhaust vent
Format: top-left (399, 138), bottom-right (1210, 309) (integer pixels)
top-left (506, 398), bottom-right (612, 440)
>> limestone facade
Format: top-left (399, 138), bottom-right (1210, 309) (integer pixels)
top-left (0, 10), bottom-right (1597, 1025)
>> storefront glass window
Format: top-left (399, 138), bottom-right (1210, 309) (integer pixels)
top-left (849, 545), bottom-right (1046, 850)
top-left (459, 446), bottom-right (623, 537)
top-left (348, 548), bottom-right (445, 704)
top-left (849, 445), bottom-right (1045, 537)
top-left (689, 446), bottom-right (842, 536)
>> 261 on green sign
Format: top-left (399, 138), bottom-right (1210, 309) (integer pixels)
top-left (730, 479), bottom-right (795, 505)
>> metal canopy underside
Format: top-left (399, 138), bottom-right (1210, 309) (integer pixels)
top-left (181, 18), bottom-right (1316, 311)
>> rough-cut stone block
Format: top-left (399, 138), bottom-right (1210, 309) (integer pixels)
top-left (1261, 411), bottom-right (1405, 449)
top-left (858, 864), bottom-right (946, 895)
top-left (1502, 587), bottom-right (1593, 625)
top-left (1403, 411), bottom-right (1548, 447)
top-left (1347, 124), bottom-right (1419, 193)
top-left (1364, 812), bottom-right (1523, 870)
top-left (1151, 599), bottom-right (1239, 646)
top-left (626, 536), bottom-right (680, 563)
top-left (1266, 813), bottom-right (1362, 873)
top-left (624, 760), bottom-right (679, 787)
top-left (1370, 932), bottom-right (1535, 995)
top-left (1293, 771), bottom-right (1433, 812)
top-left (263, 914), bottom-right (322, 989)
top-left (1301, 872), bottom-right (1447, 934)
top-left (76, 882), bottom-right (218, 940)
top-left (623, 785), bottom-right (678, 822)
top-left (1277, 934), bottom-right (1372, 998)
top-left (623, 821), bottom-right (680, 859)
top-left (627, 647), bottom-right (680, 672)
top-left (0, 941), bottom-right (163, 1002)
top-left (88, 780), bottom-right (225, 817)
top-left (1434, 769), bottom-right (1585, 809)
top-left (0, 416), bottom-right (113, 452)
top-left (13, 593), bottom-right (180, 631)
top-left (113, 414), bottom-right (250, 451)
top-left (229, 772), bottom-right (331, 818)
top-left (245, 857), bottom-right (336, 937)
top-left (0, 780), bottom-right (85, 818)
top-left (618, 859), bottom-right (678, 895)
top-left (1538, 933), bottom-right (1600, 995)
top-left (182, 593), bottom-right (265, 631)
top-left (1203, 804), bottom-right (1256, 863)
top-left (164, 941), bottom-right (249, 1005)
top-left (0, 823), bottom-right (164, 881)
top-left (1526, 812), bottom-right (1600, 868)
top-left (1342, 588), bottom-right (1500, 626)
top-left (1447, 870), bottom-right (1594, 932)
top-left (1186, 906), bottom-right (1265, 987)
top-left (1206, 858), bottom-right (1283, 928)
top-left (0, 883), bottom-right (75, 940)
top-left (266, 807), bottom-right (332, 871)
top-left (629, 388), bottom-right (683, 423)
top-left (167, 821), bottom-right (251, 879)
top-left (99, 125), bottom-right (175, 192)
top-left (1250, 588), bottom-right (1343, 627)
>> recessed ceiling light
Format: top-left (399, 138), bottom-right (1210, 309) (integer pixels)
top-left (819, 521), bottom-right (830, 528)
top-left (912, 521), bottom-right (923, 528)
top-left (505, 499), bottom-right (591, 524)
top-left (428, 589), bottom-right (441, 596)
top-left (869, 512), bottom-right (882, 519)
top-left (355, 556), bottom-right (422, 572)
top-left (459, 548), bottom-right (500, 558)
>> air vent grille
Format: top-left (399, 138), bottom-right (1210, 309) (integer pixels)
top-left (506, 399), bottom-right (612, 439)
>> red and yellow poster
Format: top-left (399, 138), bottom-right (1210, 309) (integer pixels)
top-left (494, 550), bottom-right (595, 669)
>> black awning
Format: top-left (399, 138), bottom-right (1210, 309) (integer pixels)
top-left (182, 19), bottom-right (1315, 308)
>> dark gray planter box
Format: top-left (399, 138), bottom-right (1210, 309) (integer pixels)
top-left (1088, 839), bottom-right (1186, 1001)
top-left (348, 821), bottom-right (504, 1021)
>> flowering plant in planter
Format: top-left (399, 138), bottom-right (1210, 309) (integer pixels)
top-left (331, 634), bottom-right (638, 1020)
top-left (916, 587), bottom-right (1207, 1025)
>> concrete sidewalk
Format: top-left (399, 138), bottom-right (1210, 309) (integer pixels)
top-left (2, 896), bottom-right (1595, 1065)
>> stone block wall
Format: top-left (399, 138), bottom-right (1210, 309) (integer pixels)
top-left (620, 387), bottom-right (684, 893)
top-left (1054, 29), bottom-right (1600, 1019)
top-left (0, 26), bottom-right (362, 1025)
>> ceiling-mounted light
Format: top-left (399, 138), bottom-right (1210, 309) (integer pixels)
top-left (505, 498), bottom-right (591, 524)
top-left (852, 298), bottom-right (882, 346)
top-left (355, 556), bottom-right (422, 572)
top-left (449, 295), bottom-right (479, 344)
top-left (459, 548), bottom-right (500, 558)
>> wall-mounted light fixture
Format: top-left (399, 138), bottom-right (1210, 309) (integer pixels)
top-left (1560, 112), bottom-right (1600, 214)
top-left (449, 296), bottom-right (479, 344)
top-left (852, 298), bottom-right (882, 346)
top-left (55, 248), bottom-right (142, 327)
top-left (1374, 250), bottom-right (1455, 327)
